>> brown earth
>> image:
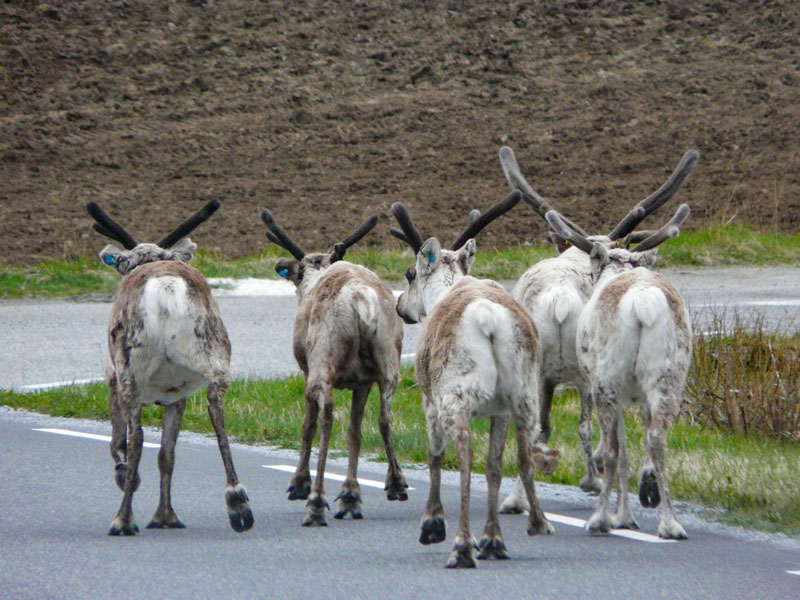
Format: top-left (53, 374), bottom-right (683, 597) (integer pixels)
top-left (1, 1), bottom-right (799, 265)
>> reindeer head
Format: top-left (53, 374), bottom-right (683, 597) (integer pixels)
top-left (86, 200), bottom-right (220, 276)
top-left (545, 203), bottom-right (691, 285)
top-left (390, 191), bottom-right (520, 323)
top-left (499, 146), bottom-right (699, 253)
top-left (260, 208), bottom-right (378, 299)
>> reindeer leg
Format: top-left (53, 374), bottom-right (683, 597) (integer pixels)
top-left (586, 397), bottom-right (618, 535)
top-left (334, 384), bottom-right (368, 520)
top-left (148, 398), bottom-right (187, 529)
top-left (288, 389), bottom-right (318, 501)
top-left (515, 417), bottom-right (554, 537)
top-left (377, 375), bottom-right (408, 502)
top-left (109, 401), bottom-right (142, 536)
top-left (207, 379), bottom-right (253, 533)
top-left (109, 372), bottom-right (139, 493)
top-left (420, 400), bottom-right (447, 546)
top-left (441, 407), bottom-right (476, 569)
top-left (645, 394), bottom-right (687, 540)
top-left (478, 416), bottom-right (510, 560)
top-left (500, 378), bottom-right (555, 514)
top-left (611, 417), bottom-right (638, 530)
top-left (303, 378), bottom-right (333, 527)
top-left (578, 385), bottom-right (603, 494)
top-left (532, 378), bottom-right (559, 475)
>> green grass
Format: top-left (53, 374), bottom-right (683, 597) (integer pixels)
top-left (2, 224), bottom-right (800, 299)
top-left (4, 369), bottom-right (800, 535)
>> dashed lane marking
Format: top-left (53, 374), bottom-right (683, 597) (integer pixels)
top-left (263, 464), bottom-right (415, 491)
top-left (22, 377), bottom-right (104, 392)
top-left (33, 427), bottom-right (161, 448)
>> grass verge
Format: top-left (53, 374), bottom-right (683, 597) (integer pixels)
top-left (3, 367), bottom-right (799, 535)
top-left (2, 224), bottom-right (800, 299)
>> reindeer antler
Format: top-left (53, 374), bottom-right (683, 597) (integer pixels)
top-left (390, 202), bottom-right (424, 254)
top-left (86, 202), bottom-right (139, 250)
top-left (608, 150), bottom-right (699, 241)
top-left (450, 190), bottom-right (521, 250)
top-left (628, 204), bottom-right (691, 251)
top-left (339, 215), bottom-right (379, 250)
top-left (158, 200), bottom-right (221, 249)
top-left (260, 209), bottom-right (306, 260)
top-left (500, 146), bottom-right (589, 237)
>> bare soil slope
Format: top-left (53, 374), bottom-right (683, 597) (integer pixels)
top-left (2, 1), bottom-right (798, 264)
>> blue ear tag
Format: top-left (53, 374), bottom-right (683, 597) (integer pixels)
top-left (428, 252), bottom-right (435, 263)
top-left (103, 254), bottom-right (115, 265)
top-left (278, 268), bottom-right (289, 279)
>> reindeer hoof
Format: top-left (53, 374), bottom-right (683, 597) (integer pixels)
top-left (225, 484), bottom-right (254, 533)
top-left (639, 468), bottom-right (661, 508)
top-left (445, 543), bottom-right (477, 569)
top-left (385, 477), bottom-right (409, 501)
top-left (108, 516), bottom-right (139, 536)
top-left (419, 515), bottom-right (446, 545)
top-left (579, 475), bottom-right (603, 495)
top-left (477, 536), bottom-right (510, 560)
top-left (287, 480), bottom-right (311, 501)
top-left (114, 463), bottom-right (140, 492)
top-left (586, 512), bottom-right (612, 535)
top-left (532, 447), bottom-right (559, 475)
top-left (333, 489), bottom-right (363, 520)
top-left (658, 519), bottom-right (688, 540)
top-left (302, 493), bottom-right (329, 527)
top-left (499, 494), bottom-right (529, 515)
top-left (527, 516), bottom-right (555, 536)
top-left (146, 512), bottom-right (186, 529)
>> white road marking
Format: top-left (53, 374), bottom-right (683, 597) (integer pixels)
top-left (21, 377), bottom-right (104, 392)
top-left (401, 352), bottom-right (416, 361)
top-left (787, 570), bottom-right (800, 576)
top-left (263, 464), bottom-right (415, 491)
top-left (33, 427), bottom-right (161, 448)
top-left (264, 465), bottom-right (671, 542)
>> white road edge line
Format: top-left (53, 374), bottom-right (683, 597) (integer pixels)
top-left (787, 570), bottom-right (800, 576)
top-left (33, 427), bottom-right (161, 449)
top-left (263, 464), bottom-right (415, 491)
top-left (264, 465), bottom-right (671, 542)
top-left (22, 377), bottom-right (105, 392)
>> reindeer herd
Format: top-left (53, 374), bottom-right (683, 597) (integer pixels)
top-left (86, 146), bottom-right (698, 568)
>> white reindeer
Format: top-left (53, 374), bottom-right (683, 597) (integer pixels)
top-left (391, 193), bottom-right (555, 569)
top-left (260, 209), bottom-right (408, 526)
top-left (497, 147), bottom-right (698, 513)
top-left (86, 200), bottom-right (253, 536)
top-left (545, 203), bottom-right (693, 539)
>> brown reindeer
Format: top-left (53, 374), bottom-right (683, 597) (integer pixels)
top-left (260, 209), bottom-right (408, 526)
top-left (87, 200), bottom-right (253, 536)
top-left (391, 192), bottom-right (556, 569)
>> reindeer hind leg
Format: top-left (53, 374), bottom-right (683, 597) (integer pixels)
top-left (147, 398), bottom-right (187, 529)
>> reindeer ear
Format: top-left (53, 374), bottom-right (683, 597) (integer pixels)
top-left (418, 237), bottom-right (441, 274)
top-left (546, 231), bottom-right (571, 254)
top-left (589, 242), bottom-right (609, 281)
top-left (457, 238), bottom-right (476, 274)
top-left (275, 258), bottom-right (301, 285)
top-left (169, 238), bottom-right (197, 262)
top-left (99, 245), bottom-right (124, 268)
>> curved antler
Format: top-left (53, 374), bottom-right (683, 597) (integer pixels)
top-left (260, 209), bottom-right (306, 260)
top-left (390, 202), bottom-right (424, 254)
top-left (608, 150), bottom-right (699, 241)
top-left (544, 211), bottom-right (594, 254)
top-left (500, 146), bottom-right (588, 237)
top-left (340, 215), bottom-right (379, 249)
top-left (450, 190), bottom-right (521, 250)
top-left (629, 204), bottom-right (691, 252)
top-left (86, 202), bottom-right (138, 250)
top-left (158, 200), bottom-right (221, 249)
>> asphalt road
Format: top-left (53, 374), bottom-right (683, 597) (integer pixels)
top-left (2, 408), bottom-right (799, 600)
top-left (1, 266), bottom-right (799, 392)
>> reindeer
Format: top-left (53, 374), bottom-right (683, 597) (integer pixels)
top-left (259, 209), bottom-right (408, 526)
top-left (390, 192), bottom-right (556, 569)
top-left (544, 203), bottom-right (693, 539)
top-left (496, 147), bottom-right (698, 513)
top-left (86, 200), bottom-right (253, 536)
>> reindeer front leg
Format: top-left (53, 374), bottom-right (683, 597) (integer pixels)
top-left (420, 402), bottom-right (446, 546)
top-left (207, 380), bottom-right (254, 533)
top-left (148, 398), bottom-right (187, 529)
top-left (515, 416), bottom-right (554, 536)
top-left (441, 407), bottom-right (476, 569)
top-left (378, 375), bottom-right (408, 502)
top-left (288, 390), bottom-right (318, 501)
top-left (586, 397), bottom-right (619, 535)
top-left (578, 385), bottom-right (603, 494)
top-left (303, 378), bottom-right (333, 527)
top-left (334, 384), bottom-right (369, 520)
top-left (477, 415), bottom-right (510, 560)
